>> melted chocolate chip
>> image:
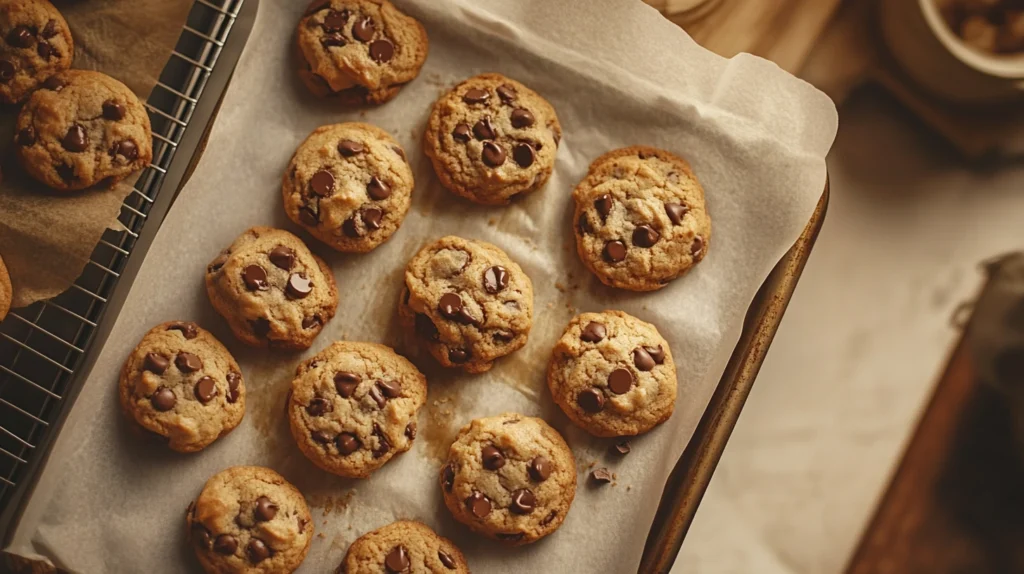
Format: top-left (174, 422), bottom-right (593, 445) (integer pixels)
top-left (322, 10), bottom-right (349, 31)
top-left (337, 432), bottom-right (360, 454)
top-left (608, 368), bottom-right (634, 394)
top-left (306, 397), bottom-right (330, 416)
top-left (213, 534), bottom-right (237, 555)
top-left (352, 16), bottom-right (375, 42)
top-left (367, 177), bottom-right (391, 200)
top-left (633, 347), bottom-right (656, 371)
top-left (405, 422), bottom-right (417, 439)
top-left (194, 377), bottom-right (217, 403)
top-left (175, 352), bottom-right (202, 373)
top-left (372, 423), bottom-right (391, 458)
top-left (482, 142), bottom-right (506, 167)
top-left (466, 491), bottom-right (491, 518)
top-left (511, 108), bottom-right (535, 128)
top-left (144, 352), bottom-right (169, 374)
top-left (167, 321), bottom-right (199, 339)
top-left (113, 140), bottom-right (139, 160)
top-left (581, 321), bottom-right (606, 343)
top-left (7, 26), bottom-right (33, 48)
top-left (254, 496), bottom-right (277, 522)
top-left (442, 462), bottom-right (455, 491)
top-left (481, 445), bottom-right (505, 470)
top-left (246, 539), bottom-right (270, 563)
top-left (242, 265), bottom-right (269, 291)
top-left (103, 100), bottom-right (126, 120)
top-left (152, 387), bottom-right (176, 411)
top-left (338, 139), bottom-right (364, 156)
top-left (604, 240), bottom-right (627, 263)
top-left (473, 117), bottom-right (496, 140)
top-left (227, 372), bottom-right (242, 403)
top-left (334, 371), bottom-right (359, 397)
top-left (415, 314), bottom-right (439, 341)
top-left (483, 266), bottom-right (509, 293)
top-left (452, 123), bottom-right (471, 142)
top-left (513, 143), bottom-right (535, 168)
top-left (439, 550), bottom-right (457, 569)
top-left (462, 88), bottom-right (490, 104)
top-left (510, 489), bottom-right (536, 514)
top-left (62, 124), bottom-right (88, 152)
top-left (496, 84), bottom-right (516, 104)
top-left (691, 236), bottom-right (704, 256)
top-left (369, 39), bottom-right (394, 63)
top-left (268, 245), bottom-right (295, 270)
top-left (577, 388), bottom-right (605, 413)
top-left (377, 379), bottom-right (402, 398)
top-left (310, 169), bottom-right (335, 196)
top-left (286, 273), bottom-right (313, 299)
top-left (528, 456), bottom-right (552, 481)
top-left (632, 225), bottom-right (660, 248)
top-left (385, 546), bottom-right (410, 573)
top-left (448, 348), bottom-right (470, 364)
top-left (665, 202), bottom-right (688, 225)
top-left (594, 194), bottom-right (613, 220)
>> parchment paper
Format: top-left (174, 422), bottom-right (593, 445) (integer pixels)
top-left (5, 1), bottom-right (838, 572)
top-left (0, 0), bottom-right (191, 308)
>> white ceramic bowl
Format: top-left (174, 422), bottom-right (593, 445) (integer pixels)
top-left (880, 0), bottom-right (1024, 103)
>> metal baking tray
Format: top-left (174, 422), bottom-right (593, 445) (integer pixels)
top-left (0, 1), bottom-right (828, 569)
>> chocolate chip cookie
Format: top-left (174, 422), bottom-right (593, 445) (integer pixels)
top-left (282, 122), bottom-right (413, 253)
top-left (205, 227), bottom-right (338, 350)
top-left (0, 254), bottom-right (10, 321)
top-left (440, 413), bottom-right (576, 546)
top-left (337, 520), bottom-right (469, 574)
top-left (423, 73), bottom-right (562, 205)
top-left (287, 341), bottom-right (427, 478)
top-left (0, 0), bottom-right (73, 104)
top-left (398, 236), bottom-right (534, 374)
top-left (187, 466), bottom-right (313, 574)
top-left (119, 321), bottom-right (245, 453)
top-left (573, 146), bottom-right (711, 291)
top-left (548, 310), bottom-right (677, 437)
top-left (14, 69), bottom-right (153, 191)
top-left (297, 0), bottom-right (428, 105)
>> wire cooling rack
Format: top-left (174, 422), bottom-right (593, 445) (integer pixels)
top-left (0, 0), bottom-right (255, 542)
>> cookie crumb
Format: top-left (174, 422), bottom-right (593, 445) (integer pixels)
top-left (590, 468), bottom-right (613, 485)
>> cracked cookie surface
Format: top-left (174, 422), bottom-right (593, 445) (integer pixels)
top-left (548, 310), bottom-right (677, 437)
top-left (282, 122), bottom-right (413, 253)
top-left (297, 0), bottom-right (427, 105)
top-left (440, 413), bottom-right (576, 546)
top-left (337, 520), bottom-right (469, 574)
top-left (398, 236), bottom-right (534, 374)
top-left (14, 69), bottom-right (152, 191)
top-left (288, 341), bottom-right (426, 478)
top-left (187, 466), bottom-right (313, 574)
top-left (0, 0), bottom-right (73, 104)
top-left (205, 227), bottom-right (338, 350)
top-left (119, 321), bottom-right (245, 452)
top-left (573, 146), bottom-right (711, 291)
top-left (424, 73), bottom-right (561, 205)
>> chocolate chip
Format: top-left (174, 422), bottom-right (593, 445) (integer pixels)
top-left (352, 16), bottom-right (375, 41)
top-left (42, 76), bottom-right (64, 91)
top-left (367, 177), bottom-right (391, 200)
top-left (227, 372), bottom-right (242, 403)
top-left (36, 41), bottom-right (51, 59)
top-left (337, 432), bottom-right (360, 454)
top-left (496, 84), bottom-right (516, 104)
top-left (299, 206), bottom-right (319, 226)
top-left (452, 123), bottom-right (471, 142)
top-left (497, 532), bottom-right (524, 542)
top-left (321, 32), bottom-right (346, 47)
top-left (466, 491), bottom-right (491, 518)
top-left (312, 430), bottom-right (333, 444)
top-left (152, 387), bottom-right (176, 411)
top-left (513, 143), bottom-right (535, 168)
top-left (322, 10), bottom-right (348, 31)
top-left (112, 140), bottom-right (139, 160)
top-left (577, 212), bottom-right (593, 233)
top-left (334, 372), bottom-right (359, 397)
top-left (510, 489), bottom-right (536, 514)
top-left (604, 240), bottom-right (627, 263)
top-left (0, 59), bottom-right (14, 82)
top-left (372, 423), bottom-right (391, 457)
top-left (213, 534), bottom-right (237, 555)
top-left (16, 127), bottom-right (35, 146)
top-left (266, 246), bottom-right (294, 270)
top-left (590, 468), bottom-right (613, 484)
top-left (665, 202), bottom-right (688, 225)
top-left (473, 117), bottom-right (496, 140)
top-left (369, 39), bottom-right (394, 63)
top-left (462, 88), bottom-right (490, 104)
top-left (448, 348), bottom-right (470, 363)
top-left (310, 169), bottom-right (335, 196)
top-left (594, 195), bottom-right (613, 220)
top-left (253, 496), bottom-right (277, 522)
top-left (541, 510), bottom-right (558, 525)
top-left (511, 108), bottom-right (535, 128)
top-left (483, 266), bottom-right (509, 294)
top-left (194, 377), bottom-right (217, 403)
top-left (286, 273), bottom-right (313, 299)
top-left (633, 347), bottom-right (656, 371)
top-left (252, 318), bottom-right (271, 337)
top-left (368, 385), bottom-right (386, 408)
top-left (439, 550), bottom-right (457, 569)
top-left (578, 388), bottom-right (605, 413)
top-left (247, 539), bottom-right (270, 563)
top-left (103, 100), bottom-right (126, 121)
top-left (481, 445), bottom-right (505, 470)
top-left (301, 315), bottom-right (322, 329)
top-left (691, 236), bottom-right (704, 256)
top-left (528, 456), bottom-right (552, 481)
top-left (363, 207), bottom-right (383, 230)
top-left (42, 19), bottom-right (58, 38)
top-left (175, 352), bottom-right (203, 373)
top-left (439, 293), bottom-right (466, 321)
top-left (632, 225), bottom-right (660, 248)
top-left (307, 397), bottom-right (330, 416)
top-left (385, 546), bottom-right (410, 573)
top-left (415, 314), bottom-right (439, 341)
top-left (482, 141), bottom-right (506, 167)
top-left (62, 124), bottom-right (88, 152)
top-left (191, 523), bottom-right (212, 549)
top-left (377, 379), bottom-right (402, 398)
top-left (581, 321), bottom-right (606, 343)
top-left (405, 422), bottom-right (416, 439)
top-left (7, 26), bottom-right (33, 48)
top-left (442, 463), bottom-right (455, 491)
top-left (608, 368), bottom-right (634, 394)
top-left (144, 352), bottom-right (169, 374)
top-left (338, 139), bottom-right (364, 156)
top-left (167, 321), bottom-right (199, 339)
top-left (56, 164), bottom-right (75, 181)
top-left (613, 440), bottom-right (631, 455)
top-left (242, 265), bottom-right (268, 291)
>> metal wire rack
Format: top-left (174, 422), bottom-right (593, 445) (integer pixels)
top-left (0, 0), bottom-right (253, 542)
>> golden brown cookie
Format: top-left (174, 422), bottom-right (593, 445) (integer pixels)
top-left (0, 253), bottom-right (10, 321)
top-left (0, 0), bottom-right (73, 104)
top-left (337, 520), bottom-right (469, 573)
top-left (573, 146), bottom-right (711, 291)
top-left (424, 73), bottom-right (561, 205)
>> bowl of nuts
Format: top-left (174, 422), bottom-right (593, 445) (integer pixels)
top-left (881, 0), bottom-right (1024, 103)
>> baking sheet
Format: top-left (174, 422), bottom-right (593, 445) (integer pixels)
top-left (5, 0), bottom-right (838, 572)
top-left (0, 0), bottom-right (192, 308)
